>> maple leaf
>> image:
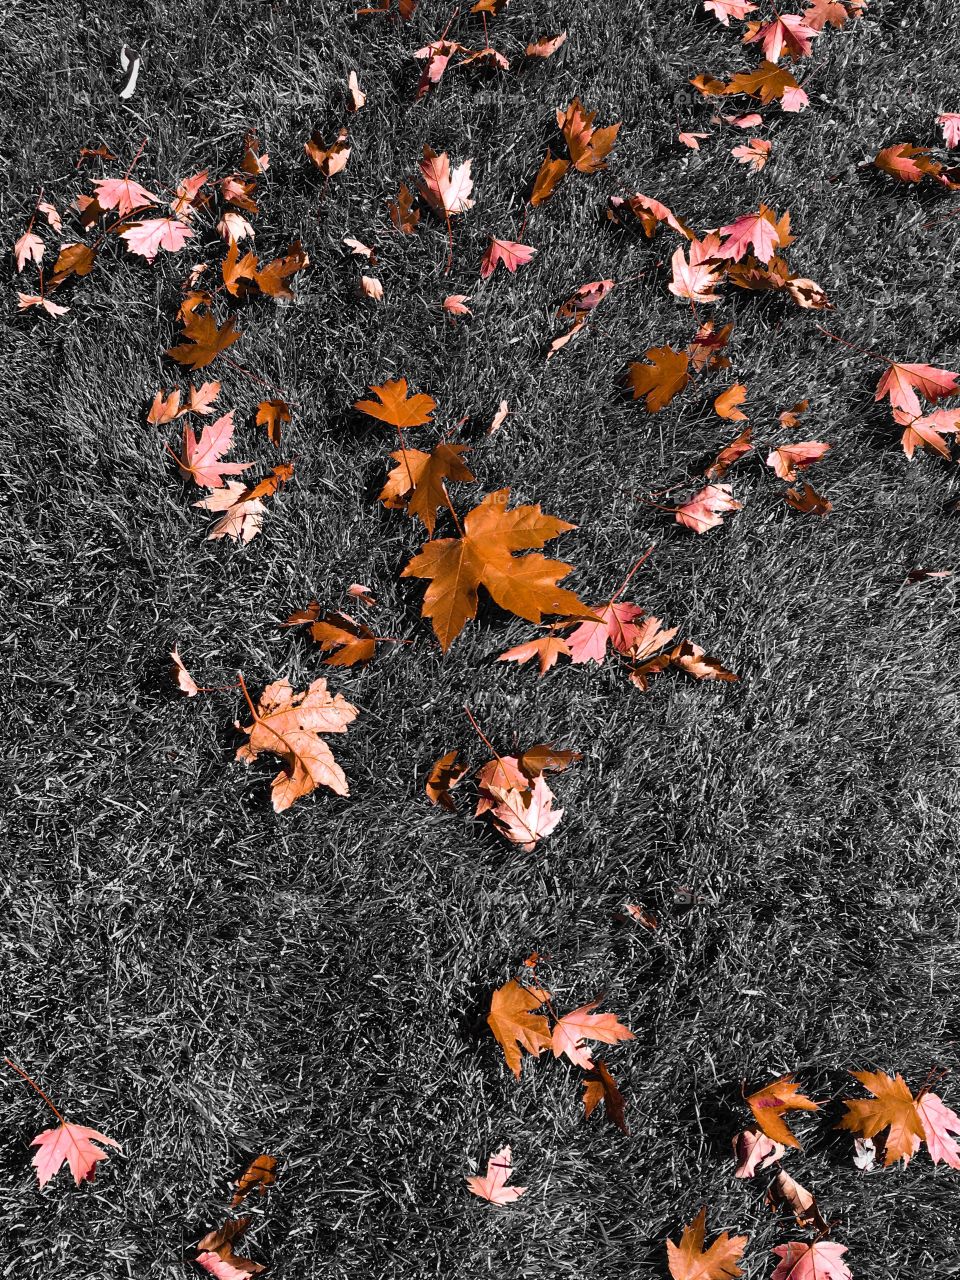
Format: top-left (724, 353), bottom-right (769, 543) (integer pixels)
top-left (874, 143), bottom-right (944, 184)
top-left (197, 1252), bottom-right (252, 1279)
top-left (558, 98), bottom-right (620, 173)
top-left (37, 199), bottom-right (61, 231)
top-left (583, 1060), bottom-right (629, 1134)
top-left (414, 39), bottom-right (465, 96)
top-left (485, 777), bottom-right (563, 850)
top-left (608, 191), bottom-right (694, 238)
top-left (14, 230), bottom-right (44, 272)
top-left (706, 427), bottom-right (753, 480)
top-left (466, 1146), bottom-right (527, 1205)
top-left (770, 1242), bottom-right (851, 1280)
top-left (304, 127), bottom-right (351, 175)
top-left (767, 440), bottom-right (830, 480)
top-left (354, 378), bottom-right (436, 430)
top-left (444, 294), bottom-right (472, 318)
top-left (426, 749), bottom-right (468, 810)
top-left (766, 1169), bottom-right (829, 1233)
top-left (526, 32), bottom-right (567, 57)
top-left (47, 241), bottom-right (97, 288)
top-left (725, 61), bottom-right (807, 109)
top-left (256, 399), bottom-right (291, 447)
top-left (481, 237), bottom-right (536, 278)
top-left (704, 0), bottom-right (757, 22)
top-left (197, 1218), bottom-right (264, 1276)
top-left (235, 676), bottom-right (358, 812)
top-left (120, 216), bottom-right (193, 262)
top-left (516, 744), bottom-right (581, 777)
top-left (732, 1127), bottom-right (785, 1178)
top-left (779, 399), bottom-right (810, 427)
top-left (679, 131), bottom-right (711, 149)
top-left (401, 489), bottom-right (587, 652)
top-left (895, 407), bottom-right (960, 459)
top-left (676, 484), bottom-right (742, 534)
top-left (18, 292), bottom-right (69, 317)
top-left (231, 1154), bottom-right (277, 1206)
top-left (689, 320), bottom-right (734, 371)
top-left (804, 0), bottom-right (857, 29)
top-left (167, 307), bottom-right (241, 370)
top-left (91, 176), bottom-right (158, 216)
top-left (628, 346), bottom-right (690, 412)
top-left (551, 1000), bottom-right (634, 1070)
top-left (743, 14), bottom-right (817, 60)
top-left (530, 148), bottom-right (570, 205)
top-left (669, 238), bottom-right (725, 304)
top-left (566, 603), bottom-right (676, 665)
top-left (714, 384), bottom-right (748, 420)
top-left (558, 279), bottom-right (615, 317)
top-left (838, 1070), bottom-right (927, 1166)
top-left (939, 113), bottom-right (960, 148)
top-left (175, 412), bottom-right (253, 488)
top-left (746, 1075), bottom-right (819, 1148)
top-left (874, 361), bottom-right (959, 418)
top-left (347, 69), bottom-right (365, 111)
top-left (669, 640), bottom-right (737, 682)
top-left (219, 210), bottom-right (255, 243)
top-left (388, 184), bottom-right (420, 233)
top-left (731, 138), bottom-right (771, 171)
top-left (379, 443), bottom-right (475, 536)
top-left (418, 146), bottom-right (475, 216)
top-left (487, 978), bottom-right (552, 1077)
top-left (499, 635), bottom-right (572, 675)
top-left (916, 1090), bottom-right (960, 1167)
top-left (785, 482), bottom-right (832, 515)
top-left (666, 1206), bottom-right (748, 1280)
top-left (285, 603), bottom-right (378, 666)
top-left (194, 481), bottom-right (266, 543)
top-left (717, 207), bottom-right (785, 262)
top-left (31, 1123), bottom-right (121, 1187)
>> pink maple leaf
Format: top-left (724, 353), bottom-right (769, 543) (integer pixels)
top-left (176, 412), bottom-right (253, 489)
top-left (675, 484), bottom-right (743, 534)
top-left (466, 1145), bottom-right (527, 1205)
top-left (551, 1001), bottom-right (634, 1070)
top-left (31, 1122), bottom-right (120, 1187)
top-left (121, 217), bottom-right (194, 262)
top-left (91, 176), bottom-right (158, 217)
top-left (480, 237), bottom-right (537, 279)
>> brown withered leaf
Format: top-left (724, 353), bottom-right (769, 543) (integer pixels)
top-left (670, 640), bottom-right (738, 683)
top-left (388, 184), bottom-right (420, 233)
top-left (379, 443), bottom-right (475, 536)
top-left (558, 98), bottom-right (620, 173)
top-left (47, 242), bottom-right (97, 289)
top-left (583, 1059), bottom-right (629, 1134)
top-left (714, 384), bottom-right (748, 421)
top-left (256, 399), bottom-right (291, 447)
top-left (498, 635), bottom-right (571, 676)
top-left (305, 127), bottom-right (350, 175)
top-left (784, 481), bottom-right (832, 515)
top-left (426, 749), bottom-right (468, 810)
top-left (167, 305), bottom-right (241, 370)
top-left (746, 1075), bottom-right (819, 1148)
top-left (197, 1216), bottom-right (264, 1275)
top-left (627, 346), bottom-right (690, 412)
top-left (517, 744), bottom-right (582, 778)
top-left (705, 426), bottom-right (753, 480)
top-left (285, 603), bottom-right (378, 667)
top-left (530, 148), bottom-right (570, 206)
top-left (231, 1155), bottom-right (278, 1207)
top-left (765, 1169), bottom-right (829, 1233)
top-left (779, 399), bottom-right (810, 428)
top-left (355, 378), bottom-right (436, 430)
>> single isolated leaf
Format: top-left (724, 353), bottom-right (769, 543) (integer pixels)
top-left (558, 278), bottom-right (615, 317)
top-left (171, 646), bottom-right (200, 696)
top-left (717, 206), bottom-right (786, 263)
top-left (628, 346), bottom-right (690, 412)
top-left (466, 1146), bottom-right (526, 1206)
top-left (418, 146), bottom-right (474, 217)
top-left (360, 275), bottom-right (383, 302)
top-left (746, 1075), bottom-right (819, 1148)
top-left (256, 399), bottom-right (291, 447)
top-left (679, 131), bottom-right (711, 149)
top-left (675, 484), bottom-right (742, 534)
top-left (285, 604), bottom-right (378, 667)
top-left (558, 98), bottom-right (620, 173)
top-left (551, 1000), bottom-right (634, 1070)
top-left (426, 749), bottom-right (468, 811)
top-left (671, 640), bottom-right (737, 682)
top-left (766, 440), bottom-right (830, 480)
top-left (414, 39), bottom-right (465, 96)
top-left (766, 1169), bottom-right (829, 1233)
top-left (235, 677), bottom-right (359, 812)
top-left (779, 399), bottom-right (810, 427)
top-left (705, 426), bottom-right (753, 480)
top-left (444, 293), bottom-right (472, 318)
top-left (401, 488), bottom-right (587, 652)
top-left (487, 978), bottom-right (552, 1077)
top-left (196, 1253), bottom-right (254, 1280)
top-left (785, 482), bottom-right (832, 515)
top-left (770, 1242), bottom-right (851, 1280)
top-left (17, 292), bottom-right (70, 317)
top-left (666, 1206), bottom-right (748, 1280)
top-left (304, 127), bottom-right (351, 175)
top-left (31, 1123), bottom-right (121, 1188)
top-left (939, 113), bottom-right (960, 149)
top-left (526, 32), bottom-right (567, 57)
top-left (347, 70), bottom-right (365, 111)
top-left (47, 241), bottom-right (97, 288)
top-left (874, 143), bottom-right (944, 184)
top-left (355, 378), bottom-right (436, 430)
top-left (231, 1154), bottom-right (278, 1206)
top-left (481, 237), bottom-right (536, 278)
top-left (488, 400), bottom-right (509, 435)
top-left (379, 443), bottom-right (475, 535)
top-left (714, 384), bottom-right (748, 420)
top-left (583, 1060), bottom-right (629, 1134)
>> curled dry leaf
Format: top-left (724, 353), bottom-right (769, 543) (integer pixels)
top-left (608, 191), bottom-right (693, 238)
top-left (732, 1126), bottom-right (785, 1178)
top-left (426, 749), bottom-right (468, 811)
top-left (196, 1217), bottom-right (264, 1276)
top-left (705, 426), bottom-right (753, 480)
top-left (305, 127), bottom-right (351, 175)
top-left (557, 98), bottom-right (620, 174)
top-left (170, 646), bottom-right (200, 696)
top-left (466, 1146), bottom-right (527, 1206)
top-left (583, 1059), bottom-right (629, 1134)
top-left (235, 676), bottom-right (359, 811)
top-left (231, 1154), bottom-right (278, 1206)
top-left (779, 399), bottom-right (810, 427)
top-left (766, 1168), bottom-right (829, 1233)
top-left (766, 440), bottom-right (830, 480)
top-left (785, 482), bottom-right (832, 515)
top-left (526, 31), bottom-right (567, 57)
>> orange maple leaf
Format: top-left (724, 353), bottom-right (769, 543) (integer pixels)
top-left (487, 978), bottom-right (553, 1078)
top-left (667, 1206), bottom-right (748, 1280)
top-left (745, 1075), bottom-right (819, 1148)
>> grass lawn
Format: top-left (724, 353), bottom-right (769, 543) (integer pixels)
top-left (3, 0), bottom-right (960, 1276)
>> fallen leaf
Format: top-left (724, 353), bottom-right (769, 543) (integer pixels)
top-left (839, 1070), bottom-right (960, 1168)
top-left (558, 279), bottom-right (615, 317)
top-left (731, 138), bottom-right (771, 172)
top-left (235, 676), bottom-right (359, 812)
top-left (784, 482), bottom-right (832, 514)
top-left (770, 1242), bottom-right (851, 1280)
top-left (194, 482), bottom-right (266, 543)
top-left (419, 146), bottom-right (474, 217)
top-left (679, 131), bottom-right (711, 149)
top-left (766, 1169), bottom-right (828, 1232)
top-left (526, 32), bottom-right (567, 57)
top-left (906, 567), bottom-right (953, 582)
top-left (379, 442), bottom-right (475, 535)
top-left (304, 127), bottom-right (351, 175)
top-left (939, 113), bottom-right (960, 149)
top-left (196, 1218), bottom-right (264, 1276)
top-left (256, 399), bottom-right (291, 447)
top-left (481, 237), bottom-right (536, 278)
top-left (714, 384), bottom-right (748, 420)
top-left (717, 206), bottom-right (786, 262)
top-left (705, 426), bottom-right (753, 479)
top-left (347, 70), bottom-right (366, 111)
top-left (530, 148), bottom-right (570, 205)
top-left (388, 184), bottom-right (420, 233)
top-left (766, 440), bottom-right (830, 480)
top-left (401, 489), bottom-right (587, 652)
top-left (558, 98), bottom-right (620, 173)
top-left (487, 978), bottom-right (552, 1077)
top-left (167, 307), bottom-right (241, 370)
top-left (551, 1000), bottom-right (634, 1070)
top-left (746, 1075), bottom-right (819, 1148)
top-left (170, 646), bottom-right (201, 696)
top-left (466, 1146), bottom-right (527, 1205)
top-left (47, 241), bottom-right (97, 288)
top-left (669, 237), bottom-right (725, 304)
top-left (355, 378), bottom-right (436, 429)
top-left (14, 230), bottom-right (44, 272)
top-left (779, 399), bottom-right (810, 427)
top-left (732, 1127), bottom-right (785, 1178)
top-left (743, 13), bottom-right (817, 60)
top-left (444, 293), bottom-right (472, 318)
top-left (361, 274), bottom-right (384, 301)
top-left (667, 1206), bottom-right (748, 1280)
top-left (120, 216), bottom-right (193, 262)
top-left (499, 635), bottom-right (572, 675)
top-left (91, 176), bottom-right (158, 216)
top-left (675, 484), bottom-right (743, 534)
top-left (231, 1154), bottom-right (278, 1206)
top-left (874, 143), bottom-right (944, 184)
top-left (628, 346), bottom-right (690, 412)
top-left (17, 292), bottom-right (69, 317)
top-left (175, 412), bottom-right (253, 488)
top-left (670, 640), bottom-right (737, 682)
top-left (704, 0), bottom-right (757, 23)
top-left (285, 603), bottom-right (378, 667)
top-left (875, 361), bottom-right (959, 417)
top-left (608, 191), bottom-right (693, 238)
top-left (485, 777), bottom-right (564, 850)
top-left (583, 1059), bottom-right (629, 1134)
top-left (31, 1123), bottom-right (120, 1188)
top-left (488, 400), bottom-right (509, 435)
top-left (426, 749), bottom-right (468, 810)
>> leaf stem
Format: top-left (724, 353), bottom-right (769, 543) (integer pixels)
top-left (4, 1057), bottom-right (66, 1125)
